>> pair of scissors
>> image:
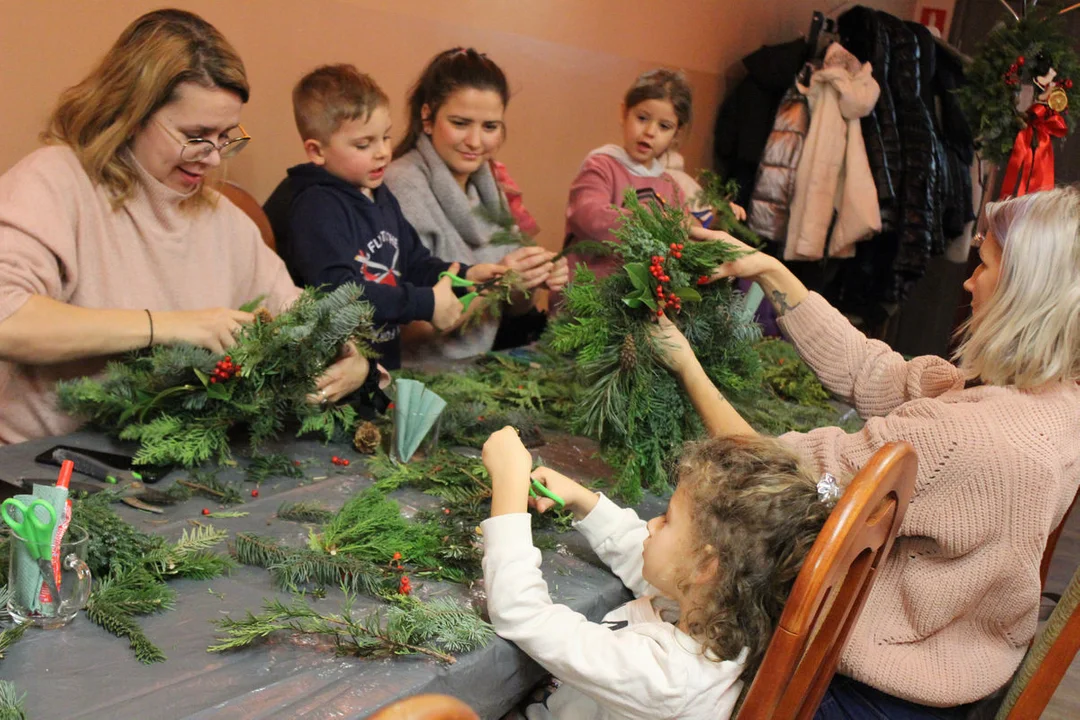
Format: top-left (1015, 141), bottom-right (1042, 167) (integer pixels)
top-left (2, 498), bottom-right (61, 607)
top-left (437, 272), bottom-right (502, 311)
top-left (529, 479), bottom-right (565, 508)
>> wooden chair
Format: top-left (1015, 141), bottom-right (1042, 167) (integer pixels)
top-left (368, 694), bottom-right (479, 720)
top-left (736, 441), bottom-right (918, 720)
top-left (994, 561), bottom-right (1080, 718)
top-left (217, 180), bottom-right (276, 253)
top-left (1041, 490), bottom-right (1080, 591)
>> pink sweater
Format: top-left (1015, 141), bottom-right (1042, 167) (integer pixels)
top-left (564, 153), bottom-right (683, 279)
top-left (0, 146), bottom-right (300, 444)
top-left (778, 293), bottom-right (1080, 706)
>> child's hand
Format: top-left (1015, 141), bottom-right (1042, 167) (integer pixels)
top-left (431, 263), bottom-right (465, 331)
top-left (465, 263), bottom-right (507, 284)
top-left (483, 427), bottom-right (533, 516)
top-left (542, 257), bottom-right (570, 293)
top-left (530, 466), bottom-right (598, 520)
top-left (729, 201), bottom-right (747, 222)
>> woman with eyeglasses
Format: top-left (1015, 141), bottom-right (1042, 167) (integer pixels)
top-left (651, 187), bottom-right (1080, 718)
top-left (0, 9), bottom-right (373, 444)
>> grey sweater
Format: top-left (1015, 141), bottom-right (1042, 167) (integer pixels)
top-left (385, 135), bottom-right (516, 361)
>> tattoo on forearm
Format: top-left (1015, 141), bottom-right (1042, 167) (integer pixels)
top-left (771, 290), bottom-right (795, 316)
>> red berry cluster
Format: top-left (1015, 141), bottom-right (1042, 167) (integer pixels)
top-left (210, 356), bottom-right (241, 384)
top-left (399, 575), bottom-right (412, 595)
top-left (331, 455), bottom-right (350, 467)
top-left (391, 551), bottom-right (404, 570)
top-left (250, 488), bottom-right (259, 498)
top-left (1004, 55), bottom-right (1026, 87)
top-left (649, 244), bottom-right (686, 317)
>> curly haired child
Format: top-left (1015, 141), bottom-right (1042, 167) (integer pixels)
top-left (481, 428), bottom-right (834, 719)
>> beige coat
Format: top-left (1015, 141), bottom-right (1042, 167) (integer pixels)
top-left (785, 43), bottom-right (881, 261)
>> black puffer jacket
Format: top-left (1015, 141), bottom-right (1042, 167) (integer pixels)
top-left (838, 6), bottom-right (942, 302)
top-left (713, 38), bottom-right (808, 207)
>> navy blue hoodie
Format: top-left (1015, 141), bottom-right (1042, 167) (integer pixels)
top-left (268, 163), bottom-right (467, 369)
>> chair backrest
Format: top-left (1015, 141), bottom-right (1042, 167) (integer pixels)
top-left (218, 181), bottom-right (276, 253)
top-left (369, 694), bottom-right (479, 720)
top-left (995, 560), bottom-right (1080, 719)
top-left (737, 441), bottom-right (918, 720)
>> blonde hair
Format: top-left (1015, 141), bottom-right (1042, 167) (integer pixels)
top-left (42, 9), bottom-right (249, 208)
top-left (954, 185), bottom-right (1080, 388)
top-left (293, 64), bottom-right (389, 145)
top-left (675, 436), bottom-right (830, 680)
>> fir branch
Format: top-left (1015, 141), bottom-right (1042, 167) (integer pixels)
top-left (208, 593), bottom-right (492, 663)
top-left (277, 501), bottom-right (334, 524)
top-left (176, 470), bottom-right (244, 506)
top-left (245, 452), bottom-right (304, 484)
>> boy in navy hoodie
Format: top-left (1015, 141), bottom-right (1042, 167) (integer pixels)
top-left (267, 64), bottom-right (503, 369)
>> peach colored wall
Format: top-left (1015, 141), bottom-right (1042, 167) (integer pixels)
top-left (0, 0), bottom-right (914, 251)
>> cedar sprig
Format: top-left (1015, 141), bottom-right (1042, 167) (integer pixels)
top-left (176, 468), bottom-right (244, 506)
top-left (208, 592), bottom-right (493, 663)
top-left (694, 170), bottom-right (764, 247)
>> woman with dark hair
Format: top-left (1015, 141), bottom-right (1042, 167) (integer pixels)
top-left (0, 9), bottom-right (373, 444)
top-left (386, 48), bottom-right (568, 361)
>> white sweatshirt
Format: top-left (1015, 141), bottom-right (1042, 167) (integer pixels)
top-left (481, 495), bottom-right (746, 720)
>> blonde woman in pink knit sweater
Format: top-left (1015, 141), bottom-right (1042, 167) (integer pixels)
top-left (0, 10), bottom-right (373, 445)
top-left (654, 186), bottom-right (1080, 717)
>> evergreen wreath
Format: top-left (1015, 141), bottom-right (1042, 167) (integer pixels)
top-left (56, 284), bottom-right (379, 467)
top-left (956, 2), bottom-right (1079, 164)
top-left (548, 190), bottom-right (762, 501)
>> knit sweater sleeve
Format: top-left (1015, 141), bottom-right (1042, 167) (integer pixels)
top-left (481, 513), bottom-right (712, 719)
top-left (566, 155), bottom-right (622, 243)
top-left (778, 292), bottom-right (963, 417)
top-left (0, 147), bottom-right (84, 322)
top-left (573, 494), bottom-right (653, 598)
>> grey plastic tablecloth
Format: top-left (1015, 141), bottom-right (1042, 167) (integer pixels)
top-left (0, 430), bottom-right (662, 719)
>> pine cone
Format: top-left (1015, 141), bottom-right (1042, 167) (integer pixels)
top-left (620, 334), bottom-right (637, 372)
top-left (253, 307), bottom-right (273, 324)
top-left (353, 421), bottom-right (381, 454)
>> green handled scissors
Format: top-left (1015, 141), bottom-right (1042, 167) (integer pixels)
top-left (2, 498), bottom-right (61, 608)
top-left (438, 272), bottom-right (502, 311)
top-left (2, 498), bottom-right (57, 559)
top-left (529, 479), bottom-right (565, 508)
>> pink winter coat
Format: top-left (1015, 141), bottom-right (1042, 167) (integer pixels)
top-left (785, 42), bottom-right (882, 261)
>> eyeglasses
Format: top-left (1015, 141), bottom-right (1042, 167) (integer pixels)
top-left (156, 119), bottom-right (251, 162)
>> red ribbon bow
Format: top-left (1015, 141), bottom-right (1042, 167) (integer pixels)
top-left (999, 103), bottom-right (1068, 199)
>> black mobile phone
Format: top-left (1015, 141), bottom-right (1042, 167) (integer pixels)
top-left (33, 445), bottom-right (172, 483)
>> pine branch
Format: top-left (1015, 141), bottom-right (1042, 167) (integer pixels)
top-left (0, 620), bottom-right (27, 661)
top-left (0, 681), bottom-right (27, 720)
top-left (176, 471), bottom-right (244, 505)
top-left (245, 452), bottom-right (304, 484)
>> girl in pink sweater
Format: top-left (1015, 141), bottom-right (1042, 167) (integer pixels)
top-left (563, 70), bottom-right (691, 279)
top-left (654, 187), bottom-right (1080, 716)
top-left (0, 10), bottom-right (373, 444)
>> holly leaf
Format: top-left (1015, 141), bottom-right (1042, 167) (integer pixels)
top-left (624, 263), bottom-right (651, 292)
top-left (193, 368), bottom-right (211, 389)
top-left (671, 287), bottom-right (702, 303)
